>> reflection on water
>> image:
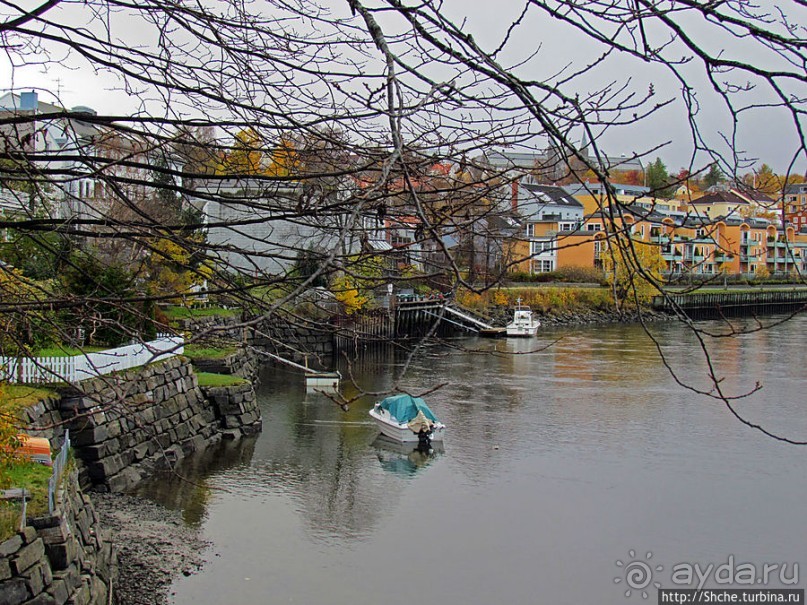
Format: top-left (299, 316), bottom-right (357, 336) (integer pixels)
top-left (372, 435), bottom-right (444, 478)
top-left (134, 438), bottom-right (257, 527)
top-left (133, 316), bottom-right (807, 605)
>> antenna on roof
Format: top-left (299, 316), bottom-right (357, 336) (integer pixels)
top-left (51, 77), bottom-right (73, 106)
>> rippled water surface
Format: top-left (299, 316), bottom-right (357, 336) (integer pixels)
top-left (138, 316), bottom-right (807, 605)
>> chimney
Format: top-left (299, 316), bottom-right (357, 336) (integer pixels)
top-left (511, 181), bottom-right (519, 212)
top-left (20, 90), bottom-right (38, 111)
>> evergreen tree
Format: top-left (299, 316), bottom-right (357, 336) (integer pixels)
top-left (703, 163), bottom-right (726, 188)
top-left (645, 157), bottom-right (673, 197)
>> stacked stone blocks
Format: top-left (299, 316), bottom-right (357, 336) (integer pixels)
top-left (0, 473), bottom-right (114, 605)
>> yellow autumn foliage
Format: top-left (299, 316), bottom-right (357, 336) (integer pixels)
top-left (600, 234), bottom-right (665, 307)
top-left (145, 236), bottom-right (210, 301)
top-left (0, 383), bottom-right (22, 487)
top-left (332, 275), bottom-right (370, 315)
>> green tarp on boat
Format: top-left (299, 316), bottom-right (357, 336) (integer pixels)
top-left (378, 394), bottom-right (439, 424)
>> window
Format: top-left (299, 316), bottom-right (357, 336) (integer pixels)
top-left (594, 241), bottom-right (607, 257)
top-left (533, 259), bottom-right (555, 273)
top-left (530, 239), bottom-right (555, 256)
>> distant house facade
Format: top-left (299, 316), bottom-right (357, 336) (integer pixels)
top-left (580, 210), bottom-right (807, 277)
top-left (506, 181), bottom-right (587, 274)
top-left (484, 143), bottom-right (645, 184)
top-left (685, 188), bottom-right (779, 224)
top-left (189, 177), bottom-right (368, 275)
top-left (0, 90), bottom-right (173, 224)
top-left (784, 183), bottom-right (807, 231)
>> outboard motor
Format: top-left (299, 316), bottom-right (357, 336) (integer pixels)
top-left (417, 426), bottom-right (433, 447)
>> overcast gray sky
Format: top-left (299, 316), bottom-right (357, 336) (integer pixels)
top-left (2, 0), bottom-right (804, 176)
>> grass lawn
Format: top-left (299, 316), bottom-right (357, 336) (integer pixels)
top-left (184, 344), bottom-right (238, 360)
top-left (0, 460), bottom-right (53, 541)
top-left (0, 385), bottom-right (58, 408)
top-left (33, 345), bottom-right (106, 357)
top-left (163, 306), bottom-right (240, 321)
top-left (195, 372), bottom-right (248, 387)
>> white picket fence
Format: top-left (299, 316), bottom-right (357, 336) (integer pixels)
top-left (0, 334), bottom-right (184, 384)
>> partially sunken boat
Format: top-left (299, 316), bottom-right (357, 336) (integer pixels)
top-left (369, 394), bottom-right (446, 444)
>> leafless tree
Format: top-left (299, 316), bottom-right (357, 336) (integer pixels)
top-left (1, 0), bottom-right (805, 442)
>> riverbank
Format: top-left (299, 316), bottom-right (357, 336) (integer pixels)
top-left (455, 285), bottom-right (675, 327)
top-left (92, 493), bottom-right (208, 605)
top-left (533, 306), bottom-right (673, 326)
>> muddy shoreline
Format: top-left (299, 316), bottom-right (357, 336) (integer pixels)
top-left (92, 493), bottom-right (209, 605)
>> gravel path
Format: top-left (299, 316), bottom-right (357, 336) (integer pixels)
top-left (92, 493), bottom-right (209, 605)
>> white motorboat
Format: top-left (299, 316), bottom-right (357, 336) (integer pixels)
top-left (506, 299), bottom-right (540, 337)
top-left (369, 394), bottom-right (446, 443)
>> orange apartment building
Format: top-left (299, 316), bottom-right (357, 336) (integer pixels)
top-left (505, 182), bottom-right (596, 274)
top-left (508, 200), bottom-right (807, 277)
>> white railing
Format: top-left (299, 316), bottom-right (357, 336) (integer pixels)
top-left (0, 334), bottom-right (184, 384)
top-left (48, 430), bottom-right (70, 514)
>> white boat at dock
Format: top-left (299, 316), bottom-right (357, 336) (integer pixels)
top-left (506, 299), bottom-right (540, 337)
top-left (305, 370), bottom-right (341, 393)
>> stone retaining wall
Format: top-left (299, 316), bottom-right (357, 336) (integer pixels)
top-left (201, 382), bottom-right (262, 440)
top-left (60, 356), bottom-right (219, 493)
top-left (249, 316), bottom-right (333, 364)
top-left (24, 357), bottom-right (261, 493)
top-left (0, 472), bottom-right (115, 605)
top-left (176, 313), bottom-right (245, 341)
top-left (21, 393), bottom-right (67, 446)
top-left (190, 347), bottom-right (259, 382)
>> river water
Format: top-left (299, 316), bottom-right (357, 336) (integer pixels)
top-left (137, 316), bottom-right (807, 605)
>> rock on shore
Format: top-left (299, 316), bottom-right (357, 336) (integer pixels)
top-left (92, 493), bottom-right (208, 605)
top-left (488, 306), bottom-right (674, 327)
top-left (538, 308), bottom-right (673, 326)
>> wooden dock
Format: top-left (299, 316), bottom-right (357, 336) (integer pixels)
top-left (652, 290), bottom-right (807, 319)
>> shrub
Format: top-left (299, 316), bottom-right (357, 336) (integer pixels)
top-left (506, 266), bottom-right (606, 284)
